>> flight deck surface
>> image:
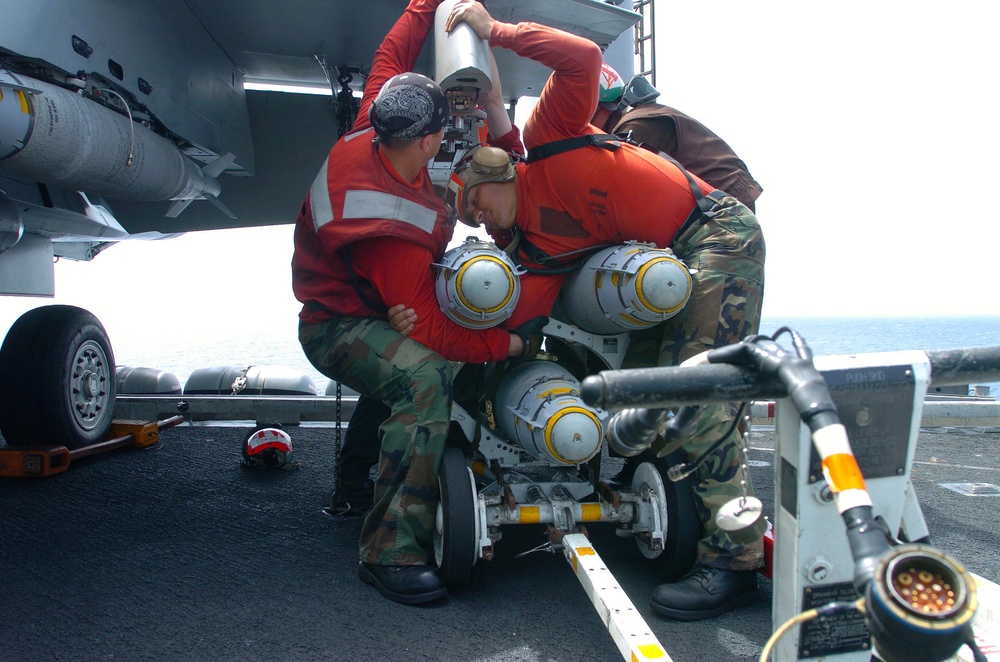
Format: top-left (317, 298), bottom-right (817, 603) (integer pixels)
top-left (1, 424), bottom-right (997, 661)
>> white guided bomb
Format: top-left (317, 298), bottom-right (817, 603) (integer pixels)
top-left (494, 361), bottom-right (605, 466)
top-left (556, 242), bottom-right (693, 335)
top-left (434, 238), bottom-right (523, 329)
top-left (434, 0), bottom-right (492, 115)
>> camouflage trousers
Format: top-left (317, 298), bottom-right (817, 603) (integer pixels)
top-left (299, 316), bottom-right (452, 566)
top-left (623, 192), bottom-right (766, 571)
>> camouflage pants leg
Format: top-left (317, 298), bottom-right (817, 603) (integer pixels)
top-left (624, 194), bottom-right (766, 571)
top-left (299, 316), bottom-right (452, 566)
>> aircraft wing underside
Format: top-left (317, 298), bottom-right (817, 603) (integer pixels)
top-left (0, 0), bottom-right (640, 283)
top-left (193, 0), bottom-right (640, 92)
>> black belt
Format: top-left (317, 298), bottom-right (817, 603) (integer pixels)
top-left (675, 189), bottom-right (728, 240)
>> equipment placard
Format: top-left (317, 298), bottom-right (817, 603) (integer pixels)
top-left (809, 364), bottom-right (915, 482)
top-left (798, 582), bottom-right (870, 658)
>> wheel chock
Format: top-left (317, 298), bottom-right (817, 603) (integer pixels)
top-left (0, 415), bottom-right (183, 477)
top-left (0, 446), bottom-right (71, 477)
top-left (108, 420), bottom-right (162, 449)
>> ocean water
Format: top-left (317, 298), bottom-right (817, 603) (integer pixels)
top-left (109, 315), bottom-right (1000, 397)
top-left (757, 315), bottom-right (1000, 396)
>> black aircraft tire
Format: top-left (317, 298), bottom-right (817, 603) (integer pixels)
top-left (632, 449), bottom-right (700, 582)
top-left (0, 305), bottom-right (117, 449)
top-left (434, 447), bottom-right (477, 588)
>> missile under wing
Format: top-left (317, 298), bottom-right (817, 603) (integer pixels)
top-left (0, 0), bottom-right (643, 448)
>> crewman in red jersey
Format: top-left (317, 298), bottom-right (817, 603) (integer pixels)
top-left (291, 0), bottom-right (543, 606)
top-left (592, 63), bottom-right (763, 212)
top-left (444, 0), bottom-right (766, 621)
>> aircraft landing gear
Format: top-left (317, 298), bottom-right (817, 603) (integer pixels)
top-left (627, 449), bottom-right (699, 582)
top-left (0, 305), bottom-right (117, 449)
top-left (434, 447), bottom-right (479, 587)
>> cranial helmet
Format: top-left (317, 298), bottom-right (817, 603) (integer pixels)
top-left (621, 75), bottom-right (660, 108)
top-left (446, 145), bottom-right (516, 227)
top-left (369, 72), bottom-right (450, 141)
top-left (598, 63), bottom-right (660, 111)
top-left (599, 63), bottom-right (625, 106)
top-left (242, 425), bottom-right (294, 469)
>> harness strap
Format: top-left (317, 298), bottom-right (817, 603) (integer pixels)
top-left (513, 230), bottom-right (612, 274)
top-left (525, 133), bottom-right (621, 163)
top-left (618, 129), bottom-right (714, 226)
top-left (526, 130), bottom-right (716, 237)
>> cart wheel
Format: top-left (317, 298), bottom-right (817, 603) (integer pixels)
top-left (630, 449), bottom-right (699, 581)
top-left (434, 447), bottom-right (478, 587)
top-left (0, 305), bottom-right (116, 449)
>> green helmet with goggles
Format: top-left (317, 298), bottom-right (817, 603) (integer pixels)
top-left (599, 63), bottom-right (660, 111)
top-left (446, 145), bottom-right (517, 228)
top-left (599, 63), bottom-right (625, 106)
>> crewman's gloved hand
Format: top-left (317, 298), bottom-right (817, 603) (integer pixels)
top-left (513, 316), bottom-right (548, 361)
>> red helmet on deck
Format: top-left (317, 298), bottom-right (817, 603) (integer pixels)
top-left (242, 426), bottom-right (294, 469)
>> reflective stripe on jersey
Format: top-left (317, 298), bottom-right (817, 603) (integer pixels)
top-left (344, 127), bottom-right (374, 143)
top-left (310, 159), bottom-right (334, 231)
top-left (343, 190), bottom-right (437, 235)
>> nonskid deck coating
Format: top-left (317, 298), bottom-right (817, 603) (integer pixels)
top-left (1, 425), bottom-right (998, 661)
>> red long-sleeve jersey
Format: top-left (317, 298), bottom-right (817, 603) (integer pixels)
top-left (291, 0), bottom-right (510, 363)
top-left (487, 21), bottom-right (714, 327)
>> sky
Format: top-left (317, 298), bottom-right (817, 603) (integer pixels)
top-left (652, 0), bottom-right (1000, 319)
top-left (2, 0), bottom-right (999, 352)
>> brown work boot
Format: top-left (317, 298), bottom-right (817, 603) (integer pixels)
top-left (650, 565), bottom-right (758, 621)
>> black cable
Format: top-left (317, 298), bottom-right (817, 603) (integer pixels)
top-left (770, 326), bottom-right (813, 361)
top-left (666, 401), bottom-right (748, 482)
top-left (966, 636), bottom-right (988, 662)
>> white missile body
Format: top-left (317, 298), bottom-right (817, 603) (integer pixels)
top-left (494, 360), bottom-right (605, 466)
top-left (558, 242), bottom-right (692, 334)
top-left (434, 238), bottom-right (522, 329)
top-left (0, 71), bottom-right (226, 211)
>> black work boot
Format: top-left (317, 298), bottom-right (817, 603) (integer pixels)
top-left (650, 565), bottom-right (758, 621)
top-left (358, 562), bottom-right (447, 605)
top-left (326, 477), bottom-right (375, 517)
